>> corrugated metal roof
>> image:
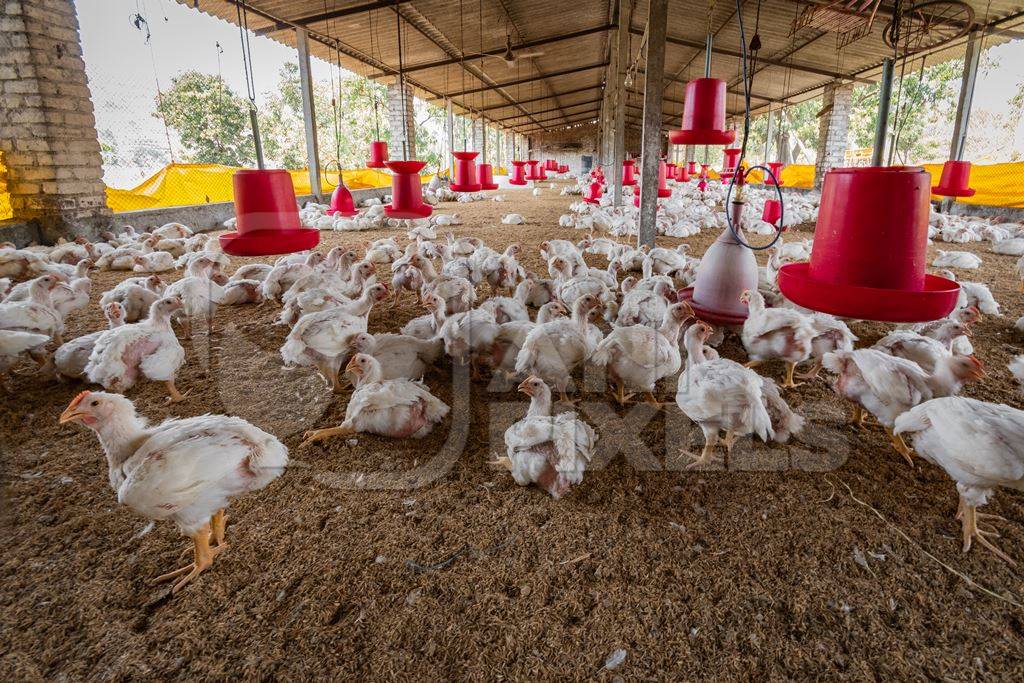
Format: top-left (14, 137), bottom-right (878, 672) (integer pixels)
top-left (179, 1), bottom-right (1024, 135)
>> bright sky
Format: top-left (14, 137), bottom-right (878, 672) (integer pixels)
top-left (76, 0), bottom-right (1024, 185)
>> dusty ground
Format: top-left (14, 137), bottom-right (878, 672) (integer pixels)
top-left (3, 181), bottom-right (1024, 680)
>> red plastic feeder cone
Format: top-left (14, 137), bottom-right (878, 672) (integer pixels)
top-left (687, 161), bottom-right (697, 174)
top-left (525, 160), bottom-right (541, 181)
top-left (366, 140), bottom-right (388, 169)
top-left (657, 161), bottom-right (672, 198)
top-left (765, 161), bottom-right (785, 186)
top-left (932, 160), bottom-right (976, 198)
top-left (761, 199), bottom-right (782, 227)
top-left (666, 162), bottom-right (677, 178)
top-left (384, 160), bottom-right (433, 219)
top-left (450, 151), bottom-right (482, 192)
top-left (622, 159), bottom-right (638, 186)
top-left (544, 159), bottom-right (557, 171)
top-left (478, 163), bottom-right (499, 190)
top-left (583, 180), bottom-right (603, 204)
top-left (722, 148), bottom-right (741, 177)
top-left (668, 78), bottom-right (738, 146)
top-left (326, 182), bottom-right (358, 218)
top-left (778, 166), bottom-right (959, 323)
top-left (675, 164), bottom-right (691, 182)
top-left (558, 164), bottom-right (569, 174)
top-left (536, 164), bottom-right (548, 181)
top-left (509, 160), bottom-right (528, 185)
top-left (220, 169), bottom-right (319, 256)
top-left (677, 200), bottom-right (757, 326)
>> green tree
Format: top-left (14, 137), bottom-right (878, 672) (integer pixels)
top-left (154, 71), bottom-right (256, 166)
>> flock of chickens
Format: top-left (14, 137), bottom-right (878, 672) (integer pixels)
top-left (2, 175), bottom-right (1024, 594)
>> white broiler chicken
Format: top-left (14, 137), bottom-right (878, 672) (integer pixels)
top-left (349, 331), bottom-right (443, 381)
top-left (799, 313), bottom-right (858, 379)
top-left (152, 222), bottom-right (194, 239)
top-left (469, 244), bottom-right (522, 294)
top-left (0, 275), bottom-right (64, 343)
top-left (592, 302), bottom-right (693, 406)
top-left (495, 376), bottom-right (597, 499)
top-left (675, 322), bottom-right (776, 468)
top-left (100, 276), bottom-right (164, 323)
top-left (515, 293), bottom-right (602, 403)
top-left (740, 289), bottom-right (815, 388)
top-left (822, 348), bottom-right (985, 465)
top-left (426, 295), bottom-right (499, 377)
top-left (514, 274), bottom-right (557, 308)
top-left (299, 353), bottom-right (449, 446)
top-left (415, 255), bottom-right (476, 314)
top-left (164, 258), bottom-right (226, 337)
top-left (85, 296), bottom-right (187, 402)
top-left (0, 330), bottom-right (51, 386)
top-left (0, 246), bottom-right (48, 278)
top-left (59, 391), bottom-right (287, 592)
top-left (54, 302), bottom-right (127, 379)
top-left (279, 284), bottom-right (389, 392)
top-left (489, 301), bottom-right (568, 378)
top-left (477, 283), bottom-right (530, 324)
top-left (51, 278), bottom-right (92, 318)
top-left (131, 251), bottom-right (176, 273)
top-left (873, 330), bottom-right (953, 373)
top-left (615, 277), bottom-right (675, 328)
top-left (895, 397), bottom-right (1024, 564)
top-left (220, 279), bottom-right (262, 305)
top-left (230, 263), bottom-right (273, 283)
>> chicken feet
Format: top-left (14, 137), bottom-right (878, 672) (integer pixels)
top-left (609, 380), bottom-right (634, 406)
top-left (781, 362), bottom-right (803, 389)
top-left (685, 434), bottom-right (722, 470)
top-left (155, 523), bottom-right (225, 593)
top-left (300, 425), bottom-right (355, 448)
top-left (165, 380), bottom-right (189, 403)
top-left (884, 426), bottom-right (915, 467)
top-left (959, 502), bottom-right (1016, 566)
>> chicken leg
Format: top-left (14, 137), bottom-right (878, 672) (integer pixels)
top-left (643, 391), bottom-right (663, 410)
top-left (781, 362), bottom-right (803, 389)
top-left (165, 380), bottom-right (189, 403)
top-left (300, 424), bottom-right (355, 448)
top-left (610, 379), bottom-right (633, 406)
top-left (211, 509), bottom-right (228, 548)
top-left (558, 387), bottom-right (580, 406)
top-left (884, 426), bottom-right (915, 467)
top-left (744, 359), bottom-right (763, 369)
top-left (796, 359), bottom-right (822, 380)
top-left (154, 523), bottom-right (225, 593)
top-left (960, 503), bottom-right (1016, 565)
top-left (686, 433), bottom-right (721, 469)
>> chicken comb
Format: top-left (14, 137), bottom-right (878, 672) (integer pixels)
top-left (66, 390), bottom-right (91, 410)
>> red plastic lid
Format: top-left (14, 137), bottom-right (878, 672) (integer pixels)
top-left (932, 185), bottom-right (976, 198)
top-left (219, 228), bottom-right (319, 257)
top-left (777, 263), bottom-right (960, 323)
top-left (384, 204), bottom-right (433, 220)
top-left (508, 179), bottom-right (528, 186)
top-left (385, 160), bottom-right (426, 174)
top-left (669, 129), bottom-right (737, 146)
top-left (449, 183), bottom-right (482, 192)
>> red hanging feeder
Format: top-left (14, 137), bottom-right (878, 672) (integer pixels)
top-left (932, 160), bottom-right (975, 197)
top-left (764, 161), bottom-right (785, 186)
top-left (544, 159), bottom-right (557, 171)
top-left (677, 194), bottom-right (757, 326)
top-left (668, 78), bottom-right (737, 146)
top-left (478, 163), bottom-right (499, 190)
top-left (666, 162), bottom-right (677, 178)
top-left (536, 164), bottom-right (549, 181)
top-left (326, 181), bottom-right (358, 218)
top-left (220, 169), bottom-right (319, 256)
top-left (778, 166), bottom-right (959, 323)
top-left (657, 161), bottom-right (672, 198)
top-left (558, 164), bottom-right (569, 174)
top-left (367, 140), bottom-right (388, 169)
top-left (687, 160), bottom-right (697, 175)
top-left (384, 160), bottom-right (433, 219)
top-left (583, 180), bottom-right (603, 204)
top-left (622, 159), bottom-right (638, 186)
top-left (761, 198), bottom-right (782, 227)
top-left (509, 160), bottom-right (528, 185)
top-left (675, 164), bottom-right (691, 182)
top-left (721, 147), bottom-right (742, 181)
top-left (525, 159), bottom-right (541, 181)
top-left (450, 151), bottom-right (482, 192)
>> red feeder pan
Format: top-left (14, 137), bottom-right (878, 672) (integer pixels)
top-left (450, 151), bottom-right (482, 192)
top-left (722, 148), bottom-right (741, 175)
top-left (675, 164), bottom-right (691, 182)
top-left (932, 160), bottom-right (976, 198)
top-left (583, 180), bottom-right (603, 204)
top-left (677, 200), bottom-right (757, 326)
top-left (687, 161), bottom-right (697, 174)
top-left (220, 169), bottom-right (319, 256)
top-left (778, 166), bottom-right (959, 323)
top-left (657, 161), bottom-right (672, 198)
top-left (537, 164), bottom-right (549, 181)
top-left (545, 159), bottom-right (557, 171)
top-left (326, 182), bottom-right (358, 218)
top-left (668, 78), bottom-right (738, 146)
top-left (478, 163), bottom-right (499, 190)
top-left (384, 160), bottom-right (433, 219)
top-left (509, 160), bottom-right (528, 185)
top-left (558, 164), bottom-right (569, 174)
top-left (366, 140), bottom-right (388, 169)
top-left (525, 160), bottom-right (541, 181)
top-left (765, 161), bottom-right (785, 186)
top-left (622, 159), bottom-right (638, 186)
top-left (761, 199), bottom-right (782, 227)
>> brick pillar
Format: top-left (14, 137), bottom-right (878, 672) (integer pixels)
top-left (386, 79), bottom-right (415, 161)
top-left (814, 81), bottom-right (853, 189)
top-left (0, 0), bottom-right (110, 241)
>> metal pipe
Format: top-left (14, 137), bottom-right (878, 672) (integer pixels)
top-left (704, 32), bottom-right (712, 77)
top-left (296, 28), bottom-right (321, 199)
top-left (249, 108), bottom-right (264, 170)
top-left (950, 30), bottom-right (982, 161)
top-left (871, 58), bottom-right (894, 167)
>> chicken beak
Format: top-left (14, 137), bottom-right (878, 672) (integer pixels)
top-left (345, 356), bottom-right (361, 376)
top-left (58, 407), bottom-right (87, 424)
top-left (517, 379), bottom-right (533, 396)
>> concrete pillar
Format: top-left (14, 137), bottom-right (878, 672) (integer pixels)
top-left (506, 132), bottom-right (516, 162)
top-left (387, 78), bottom-right (416, 160)
top-left (950, 30), bottom-right (982, 161)
top-left (612, 0), bottom-right (630, 206)
top-left (0, 0), bottom-right (110, 241)
top-left (637, 0), bottom-right (667, 249)
top-left (814, 81), bottom-right (853, 190)
top-left (296, 28), bottom-right (321, 201)
top-left (472, 118), bottom-right (485, 157)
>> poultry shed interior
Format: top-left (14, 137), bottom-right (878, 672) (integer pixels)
top-left (4, 0), bottom-right (1024, 679)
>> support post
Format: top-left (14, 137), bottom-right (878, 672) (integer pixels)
top-left (296, 28), bottom-right (321, 201)
top-left (871, 58), bottom-right (895, 167)
top-left (612, 0), bottom-right (630, 206)
top-left (446, 99), bottom-right (455, 176)
top-left (814, 81), bottom-right (853, 189)
top-left (763, 109), bottom-right (773, 161)
top-left (950, 30), bottom-right (982, 161)
top-left (637, 0), bottom-right (667, 249)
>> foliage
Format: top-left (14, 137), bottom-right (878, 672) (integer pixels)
top-left (154, 71), bottom-right (256, 166)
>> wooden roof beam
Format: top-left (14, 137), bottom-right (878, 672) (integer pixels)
top-left (477, 85), bottom-right (602, 112)
top-left (429, 61), bottom-right (609, 100)
top-left (496, 97), bottom-right (604, 122)
top-left (255, 0), bottom-right (415, 35)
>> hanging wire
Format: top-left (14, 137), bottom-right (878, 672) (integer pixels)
top-left (396, 6), bottom-right (409, 160)
top-left (369, 9), bottom-right (382, 141)
top-left (131, 4), bottom-right (174, 162)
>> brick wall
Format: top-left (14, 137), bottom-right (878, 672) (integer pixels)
top-left (386, 79), bottom-right (416, 161)
top-left (814, 81), bottom-right (853, 189)
top-left (0, 0), bottom-right (110, 240)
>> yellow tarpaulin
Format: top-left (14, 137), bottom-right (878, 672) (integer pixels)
top-left (0, 153), bottom-right (12, 221)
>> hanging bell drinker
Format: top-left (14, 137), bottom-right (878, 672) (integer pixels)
top-left (722, 148), bottom-right (742, 177)
top-left (668, 78), bottom-right (738, 146)
top-left (525, 159), bottom-right (541, 181)
top-left (761, 199), bottom-right (782, 228)
top-left (450, 151), bottom-right (482, 192)
top-left (675, 164), bottom-right (691, 182)
top-left (327, 182), bottom-right (358, 218)
top-left (583, 180), bottom-right (603, 204)
top-left (621, 159), bottom-right (638, 186)
top-left (687, 161), bottom-right (697, 175)
top-left (657, 161), bottom-right (672, 198)
top-left (932, 160), bottom-right (976, 198)
top-left (384, 160), bottom-right (433, 219)
top-left (478, 163), bottom-right (499, 190)
top-left (765, 161), bottom-right (785, 186)
top-left (509, 160), bottom-right (528, 186)
top-left (221, 169), bottom-right (319, 256)
top-left (367, 140), bottom-right (388, 169)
